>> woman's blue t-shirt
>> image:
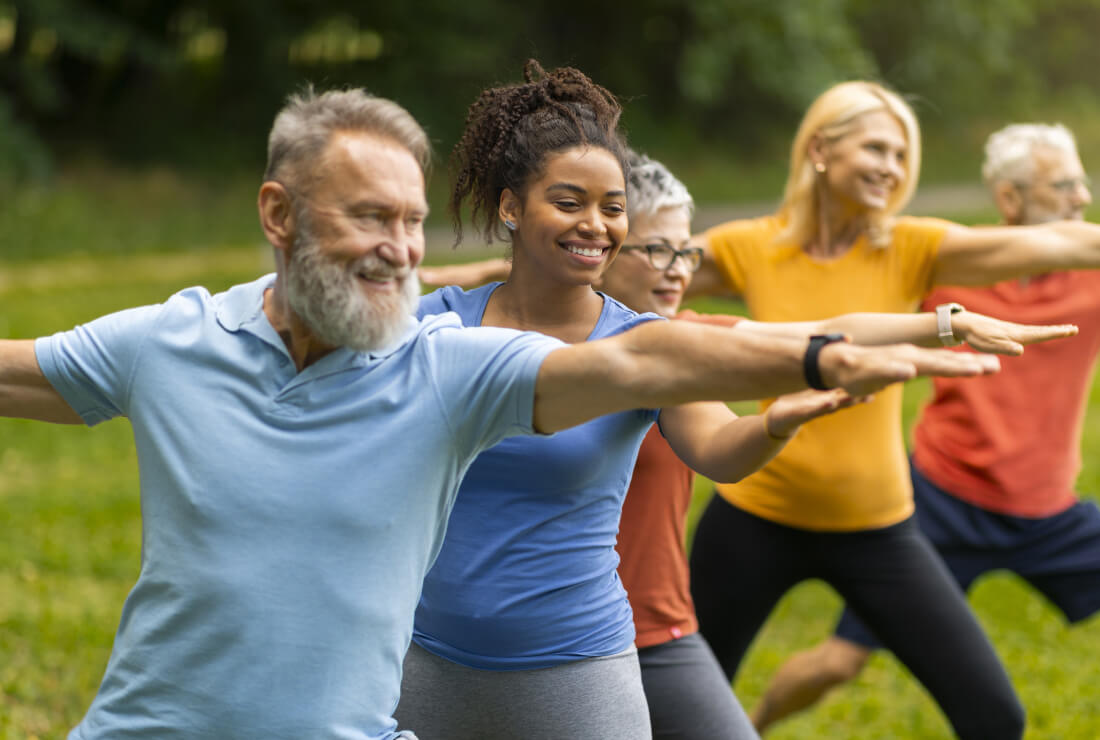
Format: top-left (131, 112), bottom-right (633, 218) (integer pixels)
top-left (413, 283), bottom-right (661, 669)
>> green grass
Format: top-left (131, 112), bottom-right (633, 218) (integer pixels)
top-left (4, 171), bottom-right (1100, 738)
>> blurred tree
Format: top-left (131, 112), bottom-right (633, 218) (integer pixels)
top-left (0, 0), bottom-right (1098, 181)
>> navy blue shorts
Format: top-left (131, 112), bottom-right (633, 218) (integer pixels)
top-left (836, 463), bottom-right (1100, 648)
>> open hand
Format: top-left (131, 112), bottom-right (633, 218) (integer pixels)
top-left (952, 310), bottom-right (1077, 355)
top-left (819, 341), bottom-right (1000, 397)
top-left (764, 388), bottom-right (868, 439)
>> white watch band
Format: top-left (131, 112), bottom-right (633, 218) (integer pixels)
top-left (936, 302), bottom-right (964, 346)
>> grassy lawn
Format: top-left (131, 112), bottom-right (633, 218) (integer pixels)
top-left (2, 182), bottom-right (1099, 737)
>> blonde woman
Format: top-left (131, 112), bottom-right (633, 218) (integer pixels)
top-left (688, 81), bottom-right (1100, 739)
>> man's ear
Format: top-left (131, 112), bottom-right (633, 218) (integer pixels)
top-left (499, 188), bottom-right (522, 229)
top-left (259, 182), bottom-right (296, 252)
top-left (992, 180), bottom-right (1024, 225)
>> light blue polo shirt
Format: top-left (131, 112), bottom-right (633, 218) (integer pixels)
top-left (35, 274), bottom-right (561, 740)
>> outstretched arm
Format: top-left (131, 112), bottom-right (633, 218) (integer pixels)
top-left (683, 241), bottom-right (737, 299)
top-left (419, 258), bottom-right (511, 289)
top-left (733, 310), bottom-right (1077, 355)
top-left (0, 340), bottom-right (82, 424)
top-left (658, 389), bottom-right (862, 482)
top-left (933, 221), bottom-right (1100, 286)
top-left (532, 320), bottom-right (998, 433)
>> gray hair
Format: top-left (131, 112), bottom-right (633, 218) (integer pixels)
top-left (982, 123), bottom-right (1078, 187)
top-left (264, 86), bottom-right (431, 193)
top-left (625, 150), bottom-right (694, 222)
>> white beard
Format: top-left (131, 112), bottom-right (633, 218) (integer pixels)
top-left (285, 226), bottom-right (420, 353)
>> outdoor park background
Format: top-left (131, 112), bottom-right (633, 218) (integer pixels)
top-left (2, 1), bottom-right (1100, 737)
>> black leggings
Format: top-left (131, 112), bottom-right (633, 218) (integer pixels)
top-left (689, 495), bottom-right (1025, 740)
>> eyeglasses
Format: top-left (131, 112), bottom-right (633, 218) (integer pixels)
top-left (1015, 175), bottom-right (1092, 193)
top-left (1050, 176), bottom-right (1092, 193)
top-left (620, 243), bottom-right (704, 272)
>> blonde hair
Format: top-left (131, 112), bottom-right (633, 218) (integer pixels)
top-left (778, 81), bottom-right (921, 248)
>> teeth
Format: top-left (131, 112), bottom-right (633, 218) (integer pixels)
top-left (566, 245), bottom-right (604, 257)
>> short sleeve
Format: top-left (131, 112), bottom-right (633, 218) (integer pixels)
top-left (35, 303), bottom-right (164, 426)
top-left (892, 216), bottom-right (951, 301)
top-left (703, 217), bottom-right (786, 298)
top-left (417, 319), bottom-right (564, 454)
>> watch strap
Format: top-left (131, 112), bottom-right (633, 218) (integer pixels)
top-left (936, 302), bottom-right (964, 347)
top-left (803, 333), bottom-right (846, 391)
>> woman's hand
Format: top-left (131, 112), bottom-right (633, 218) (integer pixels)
top-left (764, 388), bottom-right (867, 441)
top-left (951, 310), bottom-right (1078, 355)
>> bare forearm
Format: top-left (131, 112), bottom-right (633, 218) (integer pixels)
top-left (0, 340), bottom-right (82, 424)
top-left (688, 414), bottom-right (788, 482)
top-left (935, 221), bottom-right (1100, 286)
top-left (419, 258), bottom-right (511, 289)
top-left (738, 314), bottom-right (942, 347)
top-left (534, 322), bottom-right (809, 431)
top-left (534, 320), bottom-right (998, 433)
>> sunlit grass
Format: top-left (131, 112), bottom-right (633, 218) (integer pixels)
top-left (3, 173), bottom-right (1099, 737)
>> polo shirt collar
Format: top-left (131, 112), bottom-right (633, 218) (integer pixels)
top-left (215, 273), bottom-right (420, 365)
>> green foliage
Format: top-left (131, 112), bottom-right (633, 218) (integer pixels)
top-left (4, 1), bottom-right (1100, 180)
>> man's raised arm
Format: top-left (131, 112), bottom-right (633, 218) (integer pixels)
top-left (532, 320), bottom-right (1000, 433)
top-left (0, 340), bottom-right (82, 424)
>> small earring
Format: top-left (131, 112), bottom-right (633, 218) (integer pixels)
top-left (814, 162), bottom-right (826, 174)
top-left (504, 219), bottom-right (517, 231)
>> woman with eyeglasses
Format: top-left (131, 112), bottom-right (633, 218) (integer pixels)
top-left (414, 140), bottom-right (1071, 738)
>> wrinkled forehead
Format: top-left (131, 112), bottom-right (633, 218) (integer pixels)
top-left (627, 205), bottom-right (692, 242)
top-left (312, 132), bottom-right (428, 205)
top-left (1032, 144), bottom-right (1085, 180)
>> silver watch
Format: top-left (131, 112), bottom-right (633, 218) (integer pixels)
top-left (935, 302), bottom-right (964, 346)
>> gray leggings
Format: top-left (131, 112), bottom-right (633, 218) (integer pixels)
top-left (639, 632), bottom-right (759, 740)
top-left (395, 641), bottom-right (652, 739)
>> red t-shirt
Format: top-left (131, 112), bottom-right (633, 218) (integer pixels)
top-left (912, 271), bottom-right (1100, 517)
top-left (615, 310), bottom-right (741, 647)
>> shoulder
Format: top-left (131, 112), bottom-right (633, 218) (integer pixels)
top-left (594, 294), bottom-right (664, 338)
top-left (704, 215), bottom-right (785, 247)
top-left (891, 216), bottom-right (954, 244)
top-left (417, 283), bottom-right (499, 323)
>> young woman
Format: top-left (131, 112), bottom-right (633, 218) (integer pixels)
top-left (420, 148), bottom-right (1072, 739)
top-left (392, 61), bottom-right (867, 740)
top-left (684, 81), bottom-right (1100, 740)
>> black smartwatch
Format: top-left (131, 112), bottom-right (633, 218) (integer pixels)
top-left (803, 333), bottom-right (846, 391)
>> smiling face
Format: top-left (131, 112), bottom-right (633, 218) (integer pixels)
top-left (817, 110), bottom-right (909, 213)
top-left (283, 133), bottom-right (428, 351)
top-left (597, 206), bottom-right (693, 318)
top-left (503, 146), bottom-right (628, 286)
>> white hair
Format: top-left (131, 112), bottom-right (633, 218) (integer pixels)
top-left (264, 86), bottom-right (431, 194)
top-left (982, 123), bottom-right (1079, 187)
top-left (625, 150), bottom-right (694, 222)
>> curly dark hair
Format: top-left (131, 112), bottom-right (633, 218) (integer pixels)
top-left (450, 59), bottom-right (630, 245)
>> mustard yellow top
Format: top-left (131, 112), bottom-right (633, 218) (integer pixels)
top-left (706, 215), bottom-right (948, 531)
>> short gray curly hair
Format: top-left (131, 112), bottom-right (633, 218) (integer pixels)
top-left (264, 86), bottom-right (431, 193)
top-left (982, 123), bottom-right (1078, 187)
top-left (625, 150), bottom-right (694, 223)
